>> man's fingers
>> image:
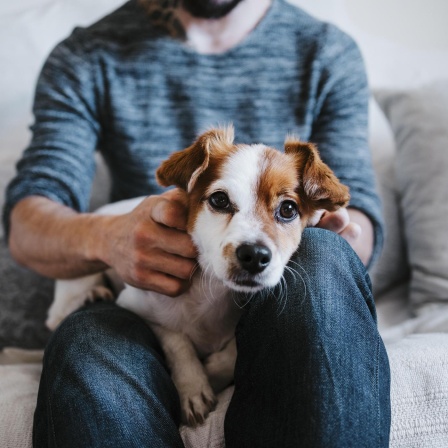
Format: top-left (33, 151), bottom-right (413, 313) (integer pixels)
top-left (339, 222), bottom-right (362, 245)
top-left (161, 188), bottom-right (189, 206)
top-left (151, 196), bottom-right (189, 230)
top-left (147, 194), bottom-right (197, 258)
top-left (134, 270), bottom-right (191, 297)
top-left (316, 208), bottom-right (362, 249)
top-left (143, 249), bottom-right (198, 280)
top-left (155, 228), bottom-right (197, 259)
top-left (316, 208), bottom-right (350, 233)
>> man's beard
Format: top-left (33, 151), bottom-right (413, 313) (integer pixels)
top-left (182, 0), bottom-right (244, 19)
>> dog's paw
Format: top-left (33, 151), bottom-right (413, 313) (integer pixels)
top-left (179, 382), bottom-right (217, 426)
top-left (84, 286), bottom-right (115, 304)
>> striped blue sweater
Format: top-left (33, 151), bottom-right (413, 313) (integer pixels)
top-left (3, 0), bottom-right (384, 264)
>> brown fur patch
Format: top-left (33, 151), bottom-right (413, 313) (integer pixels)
top-left (156, 127), bottom-right (235, 191)
top-left (222, 243), bottom-right (235, 261)
top-left (255, 148), bottom-right (302, 241)
top-left (284, 138), bottom-right (350, 214)
top-left (187, 147), bottom-right (237, 232)
top-left (156, 127), bottom-right (237, 233)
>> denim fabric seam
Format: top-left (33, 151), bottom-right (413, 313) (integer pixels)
top-left (375, 333), bottom-right (381, 447)
top-left (45, 357), bottom-right (58, 448)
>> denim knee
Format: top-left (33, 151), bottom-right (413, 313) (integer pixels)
top-left (35, 302), bottom-right (184, 448)
top-left (286, 227), bottom-right (376, 320)
top-left (292, 227), bottom-right (368, 285)
top-left (227, 229), bottom-right (390, 448)
top-left (44, 302), bottom-right (166, 377)
top-left (42, 302), bottom-right (180, 410)
top-left (242, 228), bottom-right (376, 326)
top-left (233, 227), bottom-right (380, 378)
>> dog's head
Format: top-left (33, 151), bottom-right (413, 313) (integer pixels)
top-left (157, 127), bottom-right (349, 292)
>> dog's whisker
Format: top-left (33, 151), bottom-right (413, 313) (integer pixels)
top-left (232, 292), bottom-right (247, 309)
top-left (197, 263), bottom-right (210, 304)
top-left (288, 260), bottom-right (311, 285)
top-left (267, 286), bottom-right (277, 301)
top-left (272, 263), bottom-right (309, 317)
top-left (201, 263), bottom-right (216, 306)
top-left (276, 275), bottom-right (288, 317)
top-left (208, 267), bottom-right (218, 303)
top-left (190, 262), bottom-right (201, 282)
top-left (284, 265), bottom-right (301, 281)
top-left (283, 264), bottom-right (308, 308)
top-left (259, 288), bottom-right (269, 302)
top-left (231, 289), bottom-right (256, 309)
top-left (289, 263), bottom-right (308, 302)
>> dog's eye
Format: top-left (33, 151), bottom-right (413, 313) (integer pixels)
top-left (277, 201), bottom-right (298, 222)
top-left (209, 191), bottom-right (230, 210)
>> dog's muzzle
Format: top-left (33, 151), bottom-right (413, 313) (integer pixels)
top-left (236, 243), bottom-right (272, 274)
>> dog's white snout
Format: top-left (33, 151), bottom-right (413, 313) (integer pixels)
top-left (236, 243), bottom-right (272, 274)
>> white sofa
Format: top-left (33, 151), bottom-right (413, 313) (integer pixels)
top-left (1, 1), bottom-right (448, 447)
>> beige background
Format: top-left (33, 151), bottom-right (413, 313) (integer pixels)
top-left (293, 0), bottom-right (448, 88)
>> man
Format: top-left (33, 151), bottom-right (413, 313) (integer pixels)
top-left (4, 0), bottom-right (390, 446)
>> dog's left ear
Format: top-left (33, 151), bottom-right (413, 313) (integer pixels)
top-left (284, 138), bottom-right (350, 212)
top-left (157, 127), bottom-right (234, 192)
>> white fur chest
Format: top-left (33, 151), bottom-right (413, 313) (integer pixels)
top-left (116, 271), bottom-right (243, 358)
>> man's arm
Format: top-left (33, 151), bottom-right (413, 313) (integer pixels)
top-left (309, 25), bottom-right (383, 267)
top-left (5, 31), bottom-right (198, 297)
top-left (9, 190), bottom-right (197, 297)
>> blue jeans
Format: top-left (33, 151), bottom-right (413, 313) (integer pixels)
top-left (33, 229), bottom-right (390, 447)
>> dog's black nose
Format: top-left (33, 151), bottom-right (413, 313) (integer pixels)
top-left (236, 244), bottom-right (272, 274)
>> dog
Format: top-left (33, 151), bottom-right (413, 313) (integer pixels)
top-left (47, 126), bottom-right (350, 426)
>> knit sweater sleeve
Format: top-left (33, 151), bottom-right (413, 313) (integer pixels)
top-left (2, 29), bottom-right (101, 239)
top-left (310, 25), bottom-right (384, 268)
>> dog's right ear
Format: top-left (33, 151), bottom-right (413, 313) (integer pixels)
top-left (156, 127), bottom-right (234, 192)
top-left (284, 137), bottom-right (350, 212)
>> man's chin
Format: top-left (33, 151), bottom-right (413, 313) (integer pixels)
top-left (182, 0), bottom-right (244, 19)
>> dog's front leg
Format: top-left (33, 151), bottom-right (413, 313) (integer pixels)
top-left (151, 325), bottom-right (217, 426)
top-left (204, 337), bottom-right (237, 393)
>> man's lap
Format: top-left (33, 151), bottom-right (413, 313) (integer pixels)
top-left (34, 228), bottom-right (389, 447)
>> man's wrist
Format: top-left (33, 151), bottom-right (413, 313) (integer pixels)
top-left (81, 213), bottom-right (117, 268)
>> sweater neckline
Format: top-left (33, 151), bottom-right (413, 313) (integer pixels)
top-left (142, 0), bottom-right (282, 59)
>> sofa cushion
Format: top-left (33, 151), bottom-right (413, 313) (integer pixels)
top-left (376, 80), bottom-right (448, 315)
top-left (0, 244), bottom-right (53, 350)
top-left (0, 364), bottom-right (41, 448)
top-left (368, 97), bottom-right (410, 297)
top-left (387, 333), bottom-right (448, 447)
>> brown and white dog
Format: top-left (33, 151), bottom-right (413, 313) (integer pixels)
top-left (47, 126), bottom-right (349, 426)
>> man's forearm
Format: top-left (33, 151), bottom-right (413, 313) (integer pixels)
top-left (9, 196), bottom-right (110, 279)
top-left (8, 191), bottom-right (198, 296)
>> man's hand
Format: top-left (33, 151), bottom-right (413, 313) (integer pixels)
top-left (316, 207), bottom-right (373, 266)
top-left (100, 189), bottom-right (198, 297)
top-left (9, 190), bottom-right (197, 297)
